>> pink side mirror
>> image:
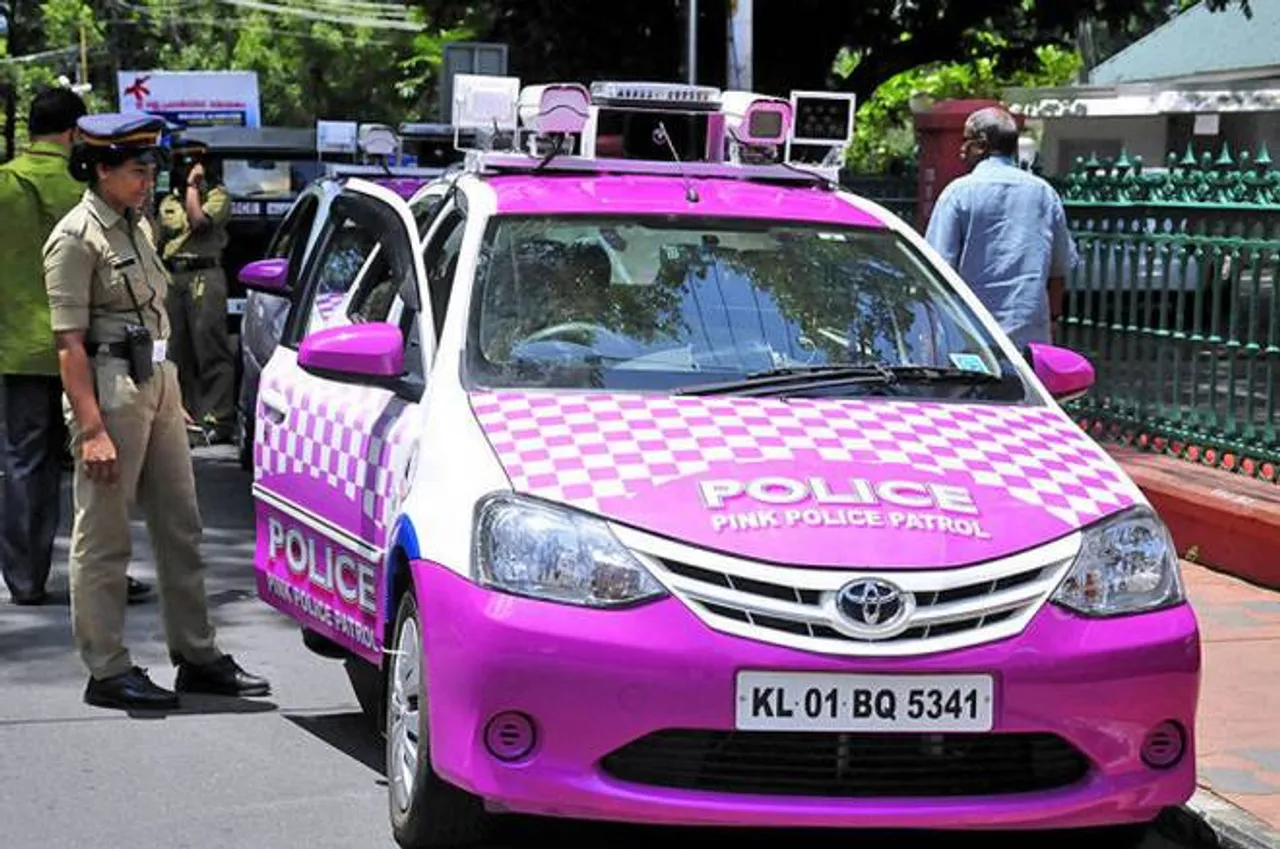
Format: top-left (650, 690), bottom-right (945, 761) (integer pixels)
top-left (1027, 343), bottom-right (1094, 402)
top-left (298, 322), bottom-right (405, 382)
top-left (238, 258), bottom-right (290, 295)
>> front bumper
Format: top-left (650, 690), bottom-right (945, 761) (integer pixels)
top-left (413, 559), bottom-right (1200, 830)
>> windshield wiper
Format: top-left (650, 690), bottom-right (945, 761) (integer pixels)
top-left (674, 363), bottom-right (1000, 397)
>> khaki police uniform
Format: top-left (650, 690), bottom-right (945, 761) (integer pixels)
top-left (44, 188), bottom-right (224, 680)
top-left (157, 181), bottom-right (235, 437)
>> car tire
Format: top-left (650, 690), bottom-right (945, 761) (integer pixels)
top-left (387, 589), bottom-right (491, 849)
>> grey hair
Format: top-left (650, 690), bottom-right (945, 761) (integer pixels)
top-left (965, 107), bottom-right (1019, 157)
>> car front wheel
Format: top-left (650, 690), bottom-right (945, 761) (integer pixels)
top-left (387, 589), bottom-right (492, 848)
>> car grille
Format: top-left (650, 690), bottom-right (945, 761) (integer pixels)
top-left (614, 528), bottom-right (1079, 657)
top-left (600, 730), bottom-right (1090, 797)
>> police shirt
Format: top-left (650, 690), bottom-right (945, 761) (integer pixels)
top-left (44, 189), bottom-right (171, 348)
top-left (157, 184), bottom-right (231, 262)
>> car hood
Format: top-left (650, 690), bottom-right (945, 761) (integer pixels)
top-left (468, 391), bottom-right (1143, 568)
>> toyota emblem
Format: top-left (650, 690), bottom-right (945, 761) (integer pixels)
top-left (835, 578), bottom-right (913, 637)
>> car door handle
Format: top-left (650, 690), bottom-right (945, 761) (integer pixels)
top-left (260, 389), bottom-right (289, 424)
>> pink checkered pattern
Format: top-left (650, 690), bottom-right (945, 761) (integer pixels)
top-left (468, 391), bottom-right (1142, 528)
top-left (255, 370), bottom-right (415, 544)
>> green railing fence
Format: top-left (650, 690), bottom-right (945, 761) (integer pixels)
top-left (1055, 144), bottom-right (1280, 481)
top-left (840, 170), bottom-right (918, 225)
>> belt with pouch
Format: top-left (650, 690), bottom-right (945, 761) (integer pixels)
top-left (86, 338), bottom-right (169, 363)
top-left (85, 341), bottom-right (132, 359)
top-left (166, 256), bottom-right (219, 273)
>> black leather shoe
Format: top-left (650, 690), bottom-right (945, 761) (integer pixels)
top-left (126, 576), bottom-right (153, 604)
top-left (175, 655), bottom-right (271, 697)
top-left (85, 667), bottom-right (179, 711)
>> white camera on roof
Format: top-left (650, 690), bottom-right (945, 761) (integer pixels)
top-left (720, 91), bottom-right (792, 146)
top-left (518, 84), bottom-right (591, 136)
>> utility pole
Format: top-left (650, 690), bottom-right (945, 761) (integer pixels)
top-left (727, 0), bottom-right (752, 90)
top-left (686, 0), bottom-right (698, 84)
top-left (78, 22), bottom-right (87, 89)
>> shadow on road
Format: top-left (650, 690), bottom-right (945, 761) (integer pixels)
top-left (284, 710), bottom-right (385, 775)
top-left (0, 449), bottom-right (295, 685)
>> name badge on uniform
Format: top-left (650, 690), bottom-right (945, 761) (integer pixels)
top-left (152, 339), bottom-right (168, 363)
top-left (112, 256), bottom-right (138, 271)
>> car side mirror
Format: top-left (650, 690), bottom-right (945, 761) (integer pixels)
top-left (298, 322), bottom-right (405, 385)
top-left (1026, 342), bottom-right (1094, 402)
top-left (238, 258), bottom-right (290, 295)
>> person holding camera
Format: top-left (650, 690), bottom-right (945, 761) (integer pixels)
top-left (42, 113), bottom-right (269, 711)
top-left (157, 137), bottom-right (235, 444)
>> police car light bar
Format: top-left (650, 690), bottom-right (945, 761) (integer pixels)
top-left (590, 81), bottom-right (722, 112)
top-left (517, 83), bottom-right (591, 136)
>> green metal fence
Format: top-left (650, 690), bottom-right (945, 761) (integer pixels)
top-left (840, 171), bottom-right (918, 225)
top-left (1056, 144), bottom-right (1280, 482)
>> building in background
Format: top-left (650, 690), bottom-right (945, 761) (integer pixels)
top-left (1004, 1), bottom-right (1278, 174)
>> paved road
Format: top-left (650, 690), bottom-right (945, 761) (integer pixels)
top-left (0, 446), bottom-right (1206, 849)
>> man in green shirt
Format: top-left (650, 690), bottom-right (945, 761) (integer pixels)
top-left (0, 88), bottom-right (150, 606)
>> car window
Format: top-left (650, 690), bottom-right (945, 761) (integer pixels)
top-left (410, 187), bottom-right (448, 237)
top-left (267, 194), bottom-right (320, 286)
top-left (422, 208), bottom-right (465, 339)
top-left (347, 213), bottom-right (418, 326)
top-left (303, 212), bottom-right (380, 335)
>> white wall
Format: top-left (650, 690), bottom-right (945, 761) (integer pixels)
top-left (1038, 116), bottom-right (1169, 175)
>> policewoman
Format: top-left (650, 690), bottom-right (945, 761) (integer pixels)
top-left (42, 114), bottom-right (270, 711)
top-left (157, 136), bottom-right (236, 443)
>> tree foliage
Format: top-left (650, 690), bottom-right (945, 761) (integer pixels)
top-left (3, 0), bottom-right (470, 141)
top-left (844, 42), bottom-right (1083, 173)
top-left (416, 0), bottom-right (1251, 102)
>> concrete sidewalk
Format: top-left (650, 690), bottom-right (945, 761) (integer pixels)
top-left (1181, 561), bottom-right (1280, 848)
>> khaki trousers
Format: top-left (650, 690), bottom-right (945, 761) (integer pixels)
top-left (67, 358), bottom-right (222, 680)
top-left (167, 266), bottom-right (236, 429)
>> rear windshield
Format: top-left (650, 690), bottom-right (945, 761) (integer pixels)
top-left (221, 158), bottom-right (327, 198)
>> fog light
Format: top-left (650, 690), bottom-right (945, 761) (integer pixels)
top-left (484, 711), bottom-right (536, 762)
top-left (1141, 720), bottom-right (1186, 769)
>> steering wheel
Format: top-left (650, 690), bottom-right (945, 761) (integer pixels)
top-left (523, 321), bottom-right (617, 346)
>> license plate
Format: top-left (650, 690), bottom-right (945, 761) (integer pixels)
top-left (735, 671), bottom-right (994, 732)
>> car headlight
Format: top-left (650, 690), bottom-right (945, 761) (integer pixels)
top-left (472, 493), bottom-right (667, 607)
top-left (1051, 506), bottom-right (1186, 616)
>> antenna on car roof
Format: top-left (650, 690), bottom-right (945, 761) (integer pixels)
top-left (654, 120), bottom-right (699, 204)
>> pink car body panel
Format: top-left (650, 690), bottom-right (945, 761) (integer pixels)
top-left (413, 559), bottom-right (1199, 829)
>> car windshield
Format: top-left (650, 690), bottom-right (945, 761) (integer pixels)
top-left (221, 157), bottom-right (327, 198)
top-left (464, 215), bottom-right (1030, 402)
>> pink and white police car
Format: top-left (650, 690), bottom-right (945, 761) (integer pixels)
top-left (241, 78), bottom-right (1200, 848)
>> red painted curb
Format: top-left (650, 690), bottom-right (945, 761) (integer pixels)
top-left (1107, 447), bottom-right (1280, 590)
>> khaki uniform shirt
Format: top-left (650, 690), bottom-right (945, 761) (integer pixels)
top-left (157, 184), bottom-right (231, 261)
top-left (44, 189), bottom-right (171, 348)
top-left (0, 142), bottom-right (86, 374)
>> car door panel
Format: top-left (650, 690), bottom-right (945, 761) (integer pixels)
top-left (253, 180), bottom-right (431, 662)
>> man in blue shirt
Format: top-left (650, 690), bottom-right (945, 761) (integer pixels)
top-left (925, 106), bottom-right (1077, 349)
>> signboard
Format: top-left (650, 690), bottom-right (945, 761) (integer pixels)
top-left (117, 70), bottom-right (262, 127)
top-left (438, 42), bottom-right (508, 121)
